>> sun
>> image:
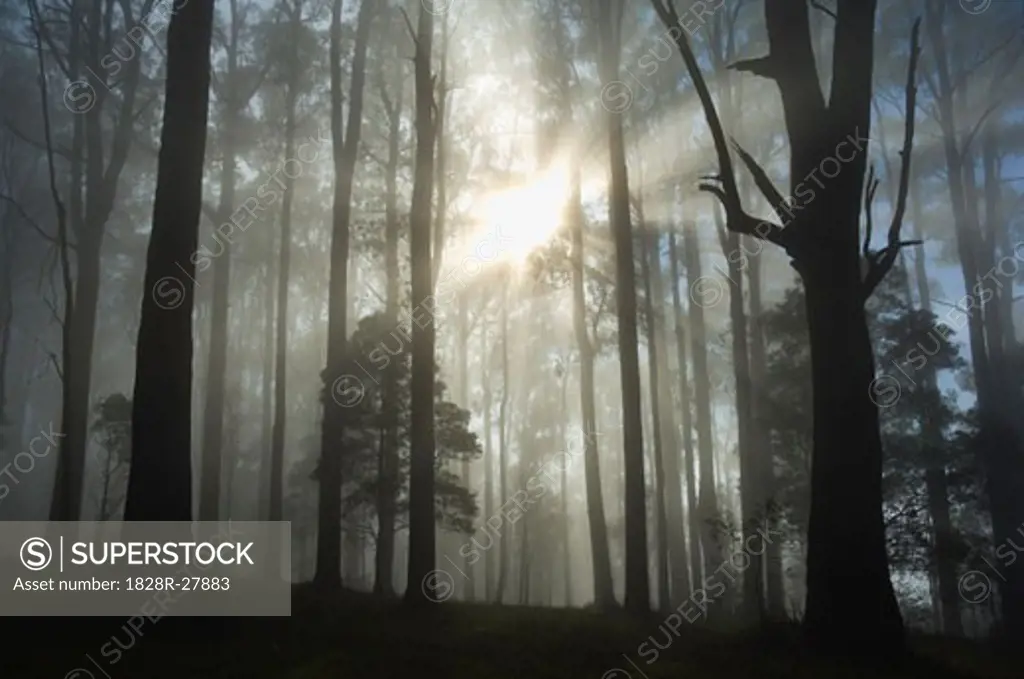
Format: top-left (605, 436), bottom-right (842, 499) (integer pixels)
top-left (475, 162), bottom-right (571, 264)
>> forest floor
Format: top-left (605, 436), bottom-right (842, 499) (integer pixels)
top-left (4, 586), bottom-right (1015, 678)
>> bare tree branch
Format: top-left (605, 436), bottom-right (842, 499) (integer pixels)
top-left (649, 0), bottom-right (789, 249)
top-left (809, 1), bottom-right (837, 21)
top-left (862, 17), bottom-right (921, 300)
top-left (0, 193), bottom-right (67, 249)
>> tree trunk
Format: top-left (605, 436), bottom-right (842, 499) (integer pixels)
top-left (639, 209), bottom-right (670, 611)
top-left (495, 283), bottom-right (510, 604)
top-left (517, 417), bottom-right (532, 606)
top-left (649, 230), bottom-right (691, 607)
top-left (721, 222), bottom-right (763, 624)
top-left (124, 0), bottom-right (215, 521)
top-left (569, 167), bottom-right (616, 609)
top-left (682, 226), bottom-right (724, 608)
top-left (269, 0), bottom-right (301, 532)
top-left (559, 368), bottom-right (572, 607)
top-left (597, 0), bottom-right (649, 614)
top-left (258, 252), bottom-right (275, 521)
top-left (908, 177), bottom-right (962, 636)
top-left (316, 0), bottom-right (376, 590)
top-left (51, 232), bottom-right (99, 521)
top-left (649, 0), bottom-right (905, 649)
top-left (481, 321), bottom-right (496, 601)
top-left (803, 258), bottom-right (902, 649)
top-left (199, 0), bottom-right (246, 521)
top-left (374, 53), bottom-right (403, 598)
top-left (431, 17), bottom-right (450, 289)
top-left (457, 291), bottom-right (475, 601)
top-left (925, 2), bottom-right (1024, 636)
top-left (747, 240), bottom-right (785, 619)
top-left (47, 0), bottom-right (146, 522)
top-left (668, 231), bottom-right (703, 592)
top-left (404, 1), bottom-right (437, 606)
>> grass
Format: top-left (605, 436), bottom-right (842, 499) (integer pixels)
top-left (2, 586), bottom-right (1015, 678)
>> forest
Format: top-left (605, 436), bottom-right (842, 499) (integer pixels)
top-left (0, 0), bottom-right (1022, 676)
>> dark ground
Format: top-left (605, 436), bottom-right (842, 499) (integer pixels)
top-left (1, 587), bottom-right (1015, 678)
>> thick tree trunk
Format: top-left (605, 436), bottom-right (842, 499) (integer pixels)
top-left (725, 0), bottom-right (902, 651)
top-left (124, 0), bottom-right (215, 521)
top-left (803, 260), bottom-right (903, 649)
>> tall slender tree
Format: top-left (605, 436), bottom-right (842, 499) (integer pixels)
top-left (316, 0), bottom-right (377, 590)
top-left (39, 0), bottom-right (152, 521)
top-left (668, 230), bottom-right (703, 594)
top-left (637, 194), bottom-right (670, 610)
top-left (373, 19), bottom-right (404, 596)
top-left (269, 0), bottom-right (303, 532)
top-left (404, 0), bottom-right (438, 606)
top-left (596, 0), bottom-right (649, 615)
top-left (199, 0), bottom-right (268, 521)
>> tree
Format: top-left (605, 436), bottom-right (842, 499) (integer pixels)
top-left (30, 0), bottom-right (156, 522)
top-left (761, 267), bottom-right (973, 630)
top-left (268, 0), bottom-right (302, 549)
top-left (923, 1), bottom-right (1024, 636)
top-left (316, 0), bottom-right (377, 590)
top-left (124, 0), bottom-right (216, 521)
top-left (596, 0), bottom-right (649, 615)
top-left (681, 224), bottom-right (726, 615)
top-left (199, 0), bottom-right (270, 521)
top-left (650, 0), bottom-right (921, 652)
top-left (569, 166), bottom-right (617, 609)
top-left (637, 191), bottom-right (670, 610)
top-left (404, 0), bottom-right (438, 606)
top-left (373, 6), bottom-right (405, 596)
top-left (706, 5), bottom-right (763, 623)
top-left (298, 313), bottom-right (480, 593)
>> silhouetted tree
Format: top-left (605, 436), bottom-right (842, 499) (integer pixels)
top-left (316, 0), bottom-right (377, 590)
top-left (596, 0), bottom-right (649, 615)
top-left (404, 0), bottom-right (438, 606)
top-left (125, 0), bottom-right (216, 521)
